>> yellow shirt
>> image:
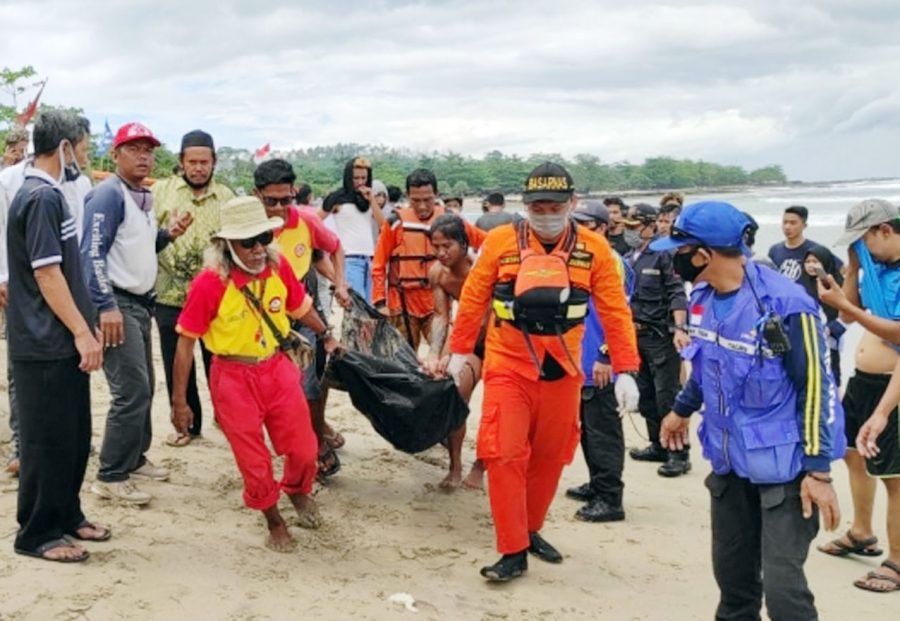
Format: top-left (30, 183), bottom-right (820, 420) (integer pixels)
top-left (153, 175), bottom-right (235, 307)
top-left (176, 256), bottom-right (312, 358)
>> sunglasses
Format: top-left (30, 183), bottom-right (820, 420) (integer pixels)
top-left (670, 226), bottom-right (693, 240)
top-left (238, 230), bottom-right (274, 249)
top-left (260, 196), bottom-right (294, 207)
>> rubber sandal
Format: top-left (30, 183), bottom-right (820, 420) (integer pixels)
top-left (317, 445), bottom-right (341, 478)
top-left (853, 560), bottom-right (900, 593)
top-left (15, 538), bottom-right (89, 563)
top-left (817, 529), bottom-right (882, 557)
top-left (323, 430), bottom-right (345, 450)
top-left (67, 520), bottom-right (112, 542)
top-left (166, 432), bottom-right (193, 448)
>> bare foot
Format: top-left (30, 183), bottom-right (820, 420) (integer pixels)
top-left (440, 470), bottom-right (462, 489)
top-left (265, 522), bottom-right (296, 553)
top-left (461, 462), bottom-right (485, 490)
top-left (289, 493), bottom-right (322, 529)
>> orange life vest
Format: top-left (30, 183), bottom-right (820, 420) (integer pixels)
top-left (388, 206), bottom-right (445, 290)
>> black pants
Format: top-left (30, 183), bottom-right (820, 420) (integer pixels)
top-left (156, 304), bottom-right (212, 436)
top-left (579, 384), bottom-right (624, 504)
top-left (636, 330), bottom-right (682, 445)
top-left (13, 356), bottom-right (91, 553)
top-left (707, 472), bottom-right (819, 621)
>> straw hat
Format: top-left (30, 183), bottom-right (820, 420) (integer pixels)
top-left (214, 196), bottom-right (283, 240)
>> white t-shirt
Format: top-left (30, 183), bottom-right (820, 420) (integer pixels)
top-left (332, 201), bottom-right (375, 256)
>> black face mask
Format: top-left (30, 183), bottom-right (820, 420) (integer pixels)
top-left (673, 247), bottom-right (707, 283)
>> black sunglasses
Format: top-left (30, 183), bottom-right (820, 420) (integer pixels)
top-left (238, 230), bottom-right (274, 249)
top-left (260, 196), bottom-right (294, 207)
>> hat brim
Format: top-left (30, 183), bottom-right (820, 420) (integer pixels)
top-left (522, 191), bottom-right (573, 204)
top-left (649, 235), bottom-right (700, 252)
top-left (833, 227), bottom-right (867, 247)
top-left (114, 136), bottom-right (162, 149)
top-left (213, 216), bottom-right (284, 241)
top-left (572, 211), bottom-right (606, 224)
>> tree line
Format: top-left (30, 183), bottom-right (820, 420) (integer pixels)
top-left (90, 143), bottom-right (787, 198)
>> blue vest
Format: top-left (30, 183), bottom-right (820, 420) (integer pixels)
top-left (683, 262), bottom-right (845, 484)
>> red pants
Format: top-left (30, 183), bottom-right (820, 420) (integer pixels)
top-left (478, 369), bottom-right (582, 554)
top-left (210, 354), bottom-right (317, 510)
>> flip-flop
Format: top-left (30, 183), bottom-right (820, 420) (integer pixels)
top-left (323, 430), bottom-right (345, 450)
top-left (67, 520), bottom-right (112, 542)
top-left (166, 432), bottom-right (193, 447)
top-left (15, 538), bottom-right (90, 563)
top-left (854, 560), bottom-right (900, 593)
top-left (817, 530), bottom-right (882, 557)
top-left (317, 445), bottom-right (341, 478)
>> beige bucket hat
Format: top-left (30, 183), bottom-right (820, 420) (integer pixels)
top-left (213, 196), bottom-right (283, 240)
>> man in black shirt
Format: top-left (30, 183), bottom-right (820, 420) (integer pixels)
top-left (767, 205), bottom-right (843, 281)
top-left (475, 192), bottom-right (515, 231)
top-left (622, 204), bottom-right (692, 477)
top-left (604, 196), bottom-right (630, 256)
top-left (7, 111), bottom-right (105, 562)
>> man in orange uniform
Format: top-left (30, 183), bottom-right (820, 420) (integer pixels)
top-left (372, 168), bottom-right (485, 349)
top-left (449, 162), bottom-right (640, 581)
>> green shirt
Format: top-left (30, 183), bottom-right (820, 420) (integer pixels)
top-left (153, 176), bottom-right (235, 307)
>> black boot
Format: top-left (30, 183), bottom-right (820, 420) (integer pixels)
top-left (658, 450), bottom-right (691, 477)
top-left (480, 551), bottom-right (528, 582)
top-left (528, 532), bottom-right (563, 564)
top-left (629, 443), bottom-right (668, 462)
top-left (575, 497), bottom-right (625, 523)
top-left (565, 482), bottom-right (595, 502)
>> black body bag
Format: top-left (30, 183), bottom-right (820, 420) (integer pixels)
top-left (327, 290), bottom-right (468, 453)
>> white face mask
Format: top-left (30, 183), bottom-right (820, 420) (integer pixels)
top-left (226, 240), bottom-right (265, 275)
top-left (529, 212), bottom-right (569, 241)
top-left (56, 140), bottom-right (80, 184)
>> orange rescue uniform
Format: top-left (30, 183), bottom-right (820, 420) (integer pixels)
top-left (449, 222), bottom-right (639, 554)
top-left (372, 206), bottom-right (486, 318)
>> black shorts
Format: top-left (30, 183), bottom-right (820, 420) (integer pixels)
top-left (843, 370), bottom-right (899, 478)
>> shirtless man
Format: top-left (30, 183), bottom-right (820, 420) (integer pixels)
top-left (423, 214), bottom-right (485, 489)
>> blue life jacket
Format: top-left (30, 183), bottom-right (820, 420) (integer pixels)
top-left (682, 262), bottom-right (846, 484)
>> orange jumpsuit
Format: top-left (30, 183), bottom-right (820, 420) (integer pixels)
top-left (449, 223), bottom-right (640, 554)
top-left (372, 206), bottom-right (485, 347)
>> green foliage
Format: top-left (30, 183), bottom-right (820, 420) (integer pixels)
top-left (205, 145), bottom-right (788, 197)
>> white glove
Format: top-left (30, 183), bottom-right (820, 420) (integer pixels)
top-left (446, 353), bottom-right (467, 383)
top-left (615, 373), bottom-right (639, 412)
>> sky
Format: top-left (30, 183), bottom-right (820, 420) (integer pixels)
top-left (2, 0), bottom-right (899, 182)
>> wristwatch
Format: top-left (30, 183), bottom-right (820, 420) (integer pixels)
top-left (670, 323), bottom-right (690, 333)
top-left (318, 325), bottom-right (334, 339)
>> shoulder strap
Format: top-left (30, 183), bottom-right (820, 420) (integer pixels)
top-left (240, 285), bottom-right (291, 350)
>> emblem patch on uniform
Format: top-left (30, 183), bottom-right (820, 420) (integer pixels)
top-left (568, 249), bottom-right (593, 269)
top-left (499, 254), bottom-right (521, 266)
top-left (294, 243), bottom-right (307, 257)
top-left (269, 296), bottom-right (283, 313)
top-left (690, 304), bottom-right (703, 325)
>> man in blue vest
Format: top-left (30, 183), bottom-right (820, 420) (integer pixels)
top-left (656, 201), bottom-right (843, 620)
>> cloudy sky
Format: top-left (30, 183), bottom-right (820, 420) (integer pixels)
top-left (2, 0), bottom-right (898, 181)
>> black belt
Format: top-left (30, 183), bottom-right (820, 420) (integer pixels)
top-left (113, 287), bottom-right (157, 309)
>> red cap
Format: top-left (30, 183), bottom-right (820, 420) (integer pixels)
top-left (112, 122), bottom-right (161, 149)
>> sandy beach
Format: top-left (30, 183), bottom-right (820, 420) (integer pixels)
top-left (0, 329), bottom-right (893, 621)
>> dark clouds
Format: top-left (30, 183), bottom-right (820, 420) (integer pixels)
top-left (1, 0), bottom-right (898, 180)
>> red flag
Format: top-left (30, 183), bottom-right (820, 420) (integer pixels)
top-left (253, 143), bottom-right (271, 164)
top-left (15, 80), bottom-right (47, 126)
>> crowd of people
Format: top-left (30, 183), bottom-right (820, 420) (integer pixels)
top-left (1, 110), bottom-right (899, 617)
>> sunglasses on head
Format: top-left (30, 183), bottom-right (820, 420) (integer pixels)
top-left (260, 196), bottom-right (294, 207)
top-left (238, 230), bottom-right (274, 249)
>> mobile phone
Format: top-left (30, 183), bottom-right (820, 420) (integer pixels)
top-left (814, 266), bottom-right (828, 280)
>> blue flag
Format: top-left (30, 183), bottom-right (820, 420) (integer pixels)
top-left (96, 119), bottom-right (113, 157)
